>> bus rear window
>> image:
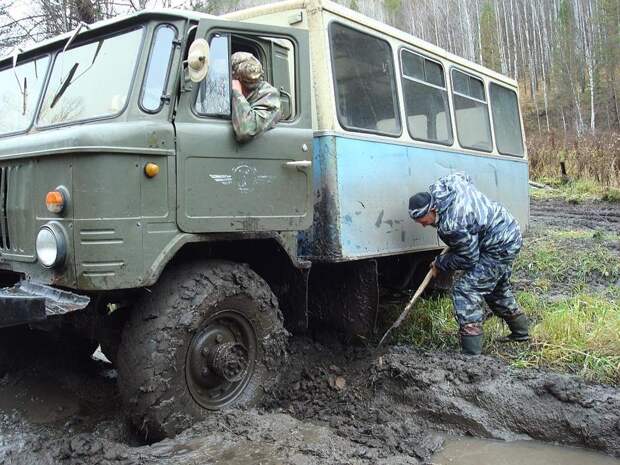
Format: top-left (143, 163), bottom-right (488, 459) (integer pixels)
top-left (329, 23), bottom-right (400, 136)
top-left (0, 56), bottom-right (49, 137)
top-left (490, 83), bottom-right (524, 157)
top-left (38, 28), bottom-right (143, 127)
top-left (452, 69), bottom-right (492, 152)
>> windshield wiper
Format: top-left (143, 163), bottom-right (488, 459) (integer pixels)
top-left (50, 40), bottom-right (103, 110)
top-left (50, 62), bottom-right (79, 109)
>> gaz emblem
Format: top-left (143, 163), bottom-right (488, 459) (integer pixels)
top-left (209, 165), bottom-right (275, 194)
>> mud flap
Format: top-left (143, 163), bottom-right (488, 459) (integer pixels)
top-left (308, 259), bottom-right (379, 339)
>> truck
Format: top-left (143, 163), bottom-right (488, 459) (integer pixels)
top-left (0, 0), bottom-right (529, 440)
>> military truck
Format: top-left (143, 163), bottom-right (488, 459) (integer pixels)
top-left (0, 0), bottom-right (528, 439)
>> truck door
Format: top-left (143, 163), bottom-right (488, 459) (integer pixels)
top-left (174, 19), bottom-right (313, 233)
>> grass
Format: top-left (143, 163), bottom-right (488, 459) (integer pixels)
top-left (513, 230), bottom-right (620, 293)
top-left (390, 228), bottom-right (620, 385)
top-left (530, 177), bottom-right (620, 203)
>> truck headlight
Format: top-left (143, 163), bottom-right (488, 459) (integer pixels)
top-left (36, 223), bottom-right (67, 268)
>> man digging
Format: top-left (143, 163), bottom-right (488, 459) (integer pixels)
top-left (408, 173), bottom-right (530, 355)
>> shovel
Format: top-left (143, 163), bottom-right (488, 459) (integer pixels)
top-left (377, 248), bottom-right (448, 348)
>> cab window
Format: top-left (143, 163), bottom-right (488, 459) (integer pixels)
top-left (141, 24), bottom-right (177, 113)
top-left (451, 69), bottom-right (492, 152)
top-left (39, 28), bottom-right (143, 126)
top-left (0, 55), bottom-right (49, 136)
top-left (329, 22), bottom-right (401, 136)
top-left (194, 32), bottom-right (297, 120)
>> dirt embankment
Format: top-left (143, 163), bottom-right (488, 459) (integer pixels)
top-left (1, 198), bottom-right (620, 465)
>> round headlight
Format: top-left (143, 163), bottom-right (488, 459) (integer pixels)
top-left (36, 224), bottom-right (66, 268)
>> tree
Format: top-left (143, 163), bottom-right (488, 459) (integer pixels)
top-left (479, 1), bottom-right (499, 71)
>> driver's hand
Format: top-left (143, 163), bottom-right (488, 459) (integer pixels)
top-left (232, 79), bottom-right (243, 93)
top-left (429, 261), bottom-right (439, 279)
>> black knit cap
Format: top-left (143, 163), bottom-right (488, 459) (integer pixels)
top-left (408, 192), bottom-right (433, 219)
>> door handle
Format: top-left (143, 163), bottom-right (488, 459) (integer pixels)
top-left (284, 160), bottom-right (312, 169)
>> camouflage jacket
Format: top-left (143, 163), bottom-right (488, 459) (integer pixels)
top-left (231, 81), bottom-right (281, 143)
top-left (430, 173), bottom-right (522, 272)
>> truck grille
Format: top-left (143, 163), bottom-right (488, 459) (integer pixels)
top-left (0, 163), bottom-right (35, 260)
top-left (0, 166), bottom-right (11, 250)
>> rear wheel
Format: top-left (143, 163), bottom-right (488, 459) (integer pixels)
top-left (117, 260), bottom-right (287, 441)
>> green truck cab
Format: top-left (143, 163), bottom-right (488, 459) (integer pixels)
top-left (0, 10), bottom-right (313, 439)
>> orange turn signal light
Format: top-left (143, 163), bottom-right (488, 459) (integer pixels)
top-left (144, 162), bottom-right (160, 178)
top-left (45, 190), bottom-right (65, 214)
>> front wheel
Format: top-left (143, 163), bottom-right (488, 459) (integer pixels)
top-left (117, 260), bottom-right (287, 441)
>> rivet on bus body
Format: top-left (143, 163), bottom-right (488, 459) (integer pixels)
top-left (144, 163), bottom-right (160, 178)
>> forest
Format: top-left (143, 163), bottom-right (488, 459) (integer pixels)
top-left (1, 0), bottom-right (619, 185)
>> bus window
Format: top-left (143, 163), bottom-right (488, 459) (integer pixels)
top-left (401, 49), bottom-right (452, 145)
top-left (451, 69), bottom-right (492, 152)
top-left (490, 83), bottom-right (524, 157)
top-left (329, 22), bottom-right (401, 136)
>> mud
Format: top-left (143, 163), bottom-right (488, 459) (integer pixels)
top-left (1, 198), bottom-right (620, 464)
top-left (2, 336), bottom-right (620, 464)
top-left (529, 198), bottom-right (620, 233)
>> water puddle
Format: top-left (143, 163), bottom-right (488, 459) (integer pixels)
top-left (432, 437), bottom-right (620, 465)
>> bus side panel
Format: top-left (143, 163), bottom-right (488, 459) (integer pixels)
top-left (334, 136), bottom-right (529, 260)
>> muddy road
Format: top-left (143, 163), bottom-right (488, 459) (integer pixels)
top-left (1, 198), bottom-right (619, 465)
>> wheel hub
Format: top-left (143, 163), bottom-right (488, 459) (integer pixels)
top-left (185, 311), bottom-right (256, 410)
top-left (206, 342), bottom-right (248, 382)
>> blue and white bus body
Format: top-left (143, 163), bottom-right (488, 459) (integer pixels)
top-left (302, 133), bottom-right (528, 261)
top-left (227, 0), bottom-right (528, 267)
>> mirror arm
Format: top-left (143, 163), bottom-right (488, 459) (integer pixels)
top-left (12, 47), bottom-right (24, 94)
top-left (279, 87), bottom-right (293, 120)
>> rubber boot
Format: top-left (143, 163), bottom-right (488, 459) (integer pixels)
top-left (460, 334), bottom-right (483, 355)
top-left (498, 313), bottom-right (530, 342)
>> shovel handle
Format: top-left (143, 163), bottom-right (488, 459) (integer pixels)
top-left (376, 247), bottom-right (448, 348)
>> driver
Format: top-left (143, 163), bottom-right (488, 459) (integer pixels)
top-left (230, 52), bottom-right (281, 143)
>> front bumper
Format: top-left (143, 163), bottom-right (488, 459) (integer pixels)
top-left (0, 281), bottom-right (90, 329)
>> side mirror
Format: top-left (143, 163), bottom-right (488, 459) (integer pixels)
top-left (186, 38), bottom-right (210, 83)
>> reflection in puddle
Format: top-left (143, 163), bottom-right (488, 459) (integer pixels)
top-left (432, 437), bottom-right (619, 465)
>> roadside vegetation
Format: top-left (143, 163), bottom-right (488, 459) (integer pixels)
top-left (527, 133), bottom-right (620, 203)
top-left (529, 178), bottom-right (620, 203)
top-left (390, 228), bottom-right (620, 385)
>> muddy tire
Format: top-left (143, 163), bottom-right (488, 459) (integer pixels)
top-left (117, 260), bottom-right (287, 441)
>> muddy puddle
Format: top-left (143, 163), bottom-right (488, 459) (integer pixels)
top-left (432, 437), bottom-right (620, 465)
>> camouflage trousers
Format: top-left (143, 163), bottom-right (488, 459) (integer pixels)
top-left (452, 254), bottom-right (522, 335)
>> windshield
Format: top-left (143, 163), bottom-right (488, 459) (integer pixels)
top-left (38, 28), bottom-right (143, 127)
top-left (0, 56), bottom-right (50, 136)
